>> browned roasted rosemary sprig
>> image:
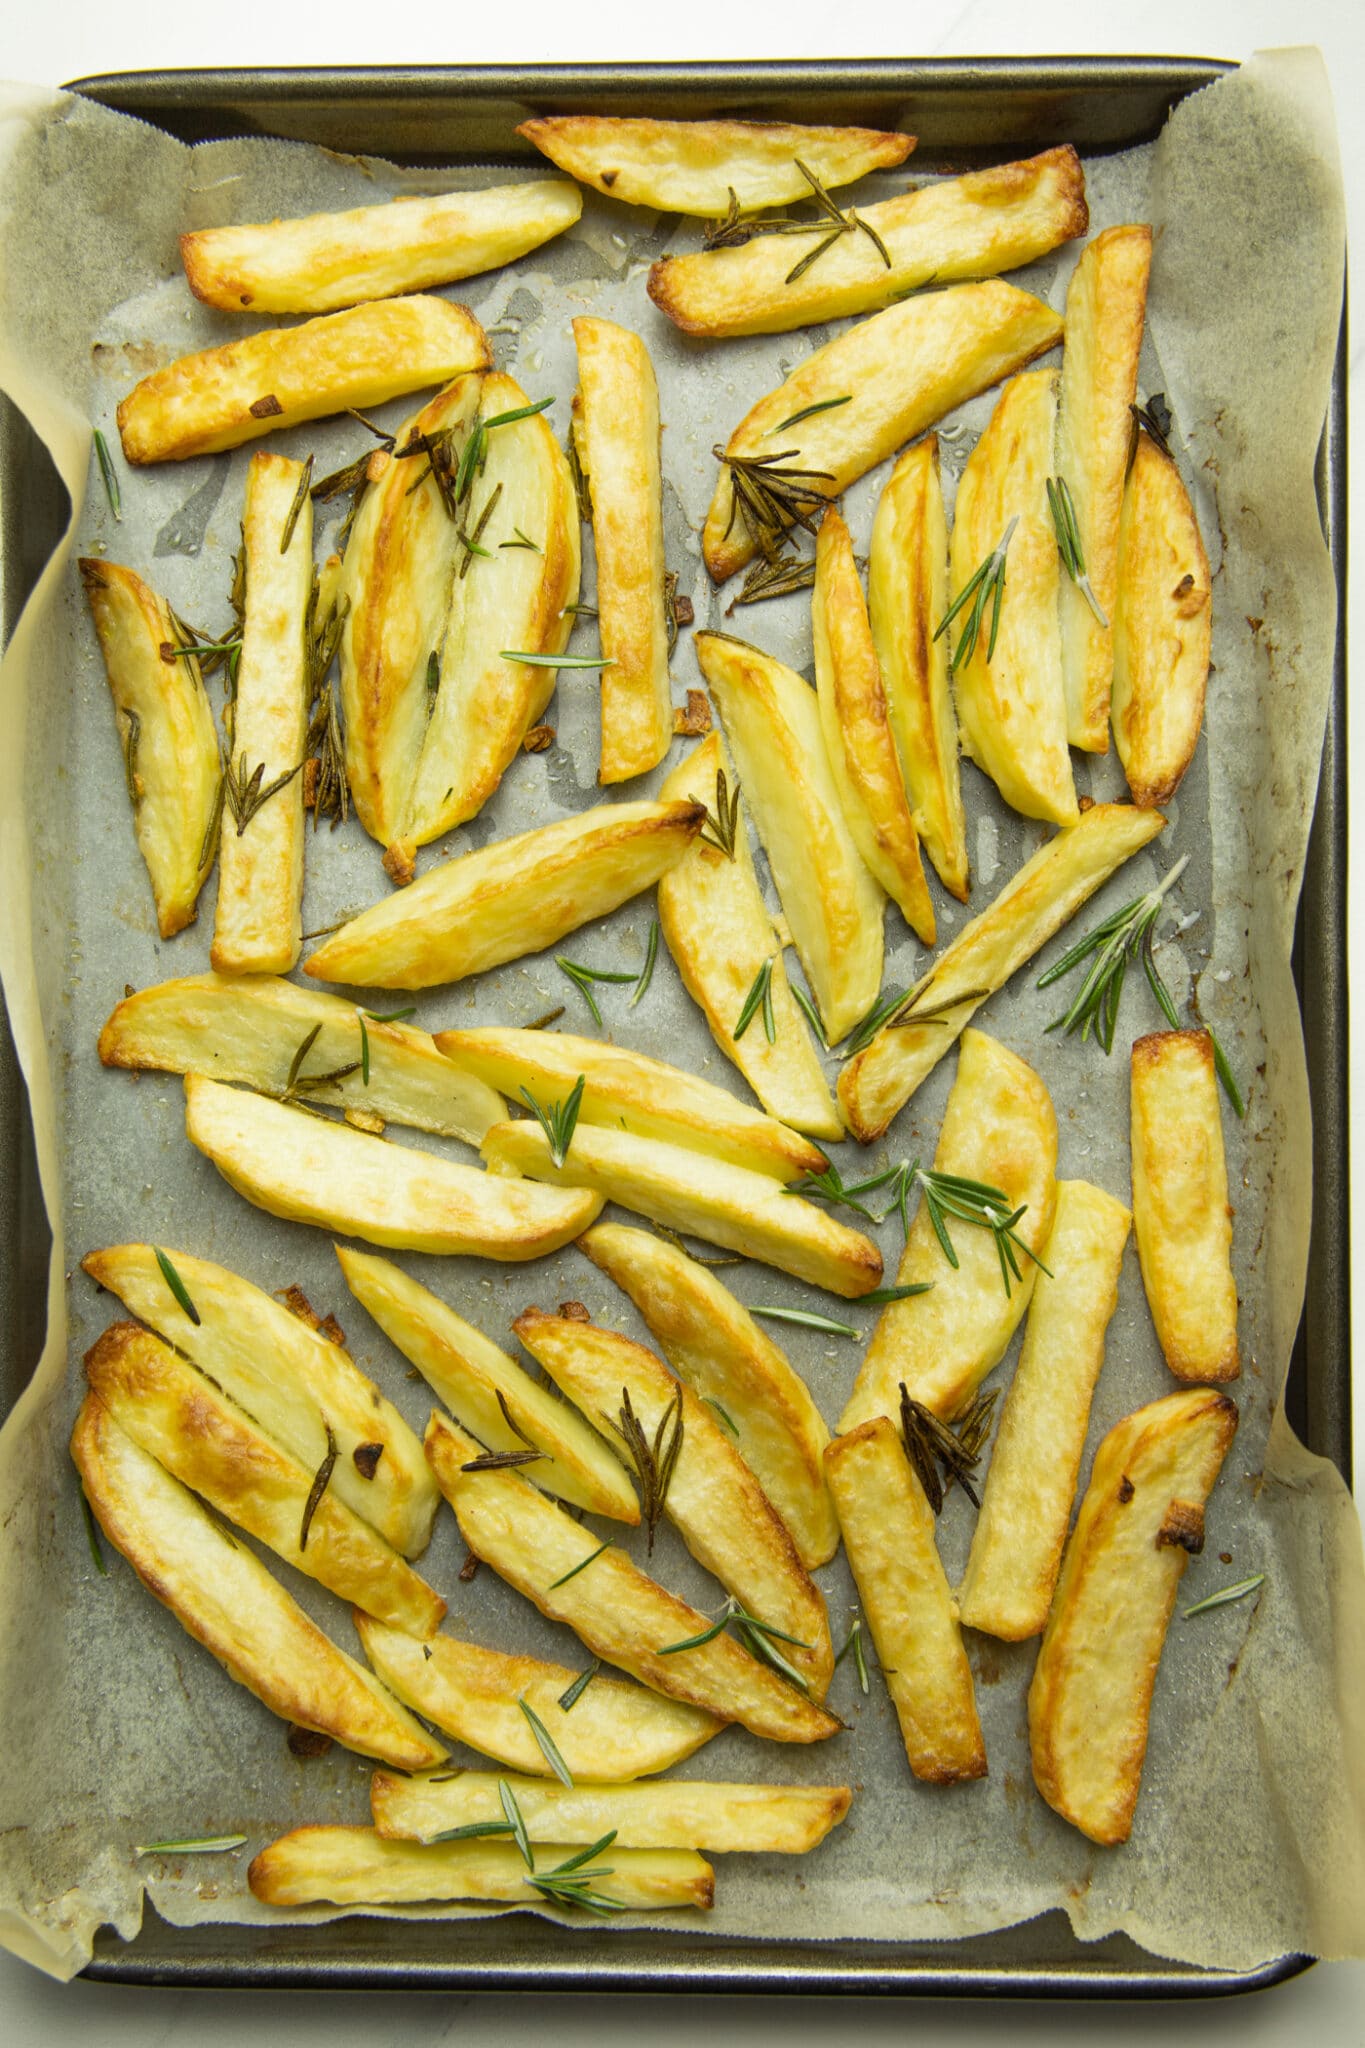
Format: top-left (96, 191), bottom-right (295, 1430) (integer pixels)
top-left (603, 1385), bottom-right (683, 1556)
top-left (700, 160), bottom-right (892, 285)
top-left (897, 1384), bottom-right (997, 1515)
top-left (278, 1023), bottom-right (361, 1109)
top-left (219, 751), bottom-right (303, 837)
top-left (716, 447), bottom-right (836, 561)
top-left (728, 550), bottom-right (818, 609)
top-left (299, 1424), bottom-right (338, 1550)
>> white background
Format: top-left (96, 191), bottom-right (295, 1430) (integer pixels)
top-left (3, 0), bottom-right (1363, 2040)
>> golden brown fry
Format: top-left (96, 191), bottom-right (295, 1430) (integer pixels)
top-left (1130, 1030), bottom-right (1239, 1383)
top-left (1111, 430), bottom-right (1212, 806)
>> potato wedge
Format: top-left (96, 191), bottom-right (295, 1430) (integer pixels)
top-left (512, 1308), bottom-right (833, 1698)
top-left (825, 1419), bottom-right (986, 1783)
top-left (1130, 1030), bottom-right (1239, 1383)
top-left (1111, 430), bottom-right (1212, 806)
top-left (838, 802), bottom-right (1166, 1142)
top-left (78, 558), bottom-right (220, 939)
top-left (181, 181), bottom-right (583, 315)
top-left (657, 731), bottom-right (843, 1142)
top-left (839, 1030), bottom-right (1057, 1432)
top-left (84, 1320), bottom-right (445, 1638)
top-left (703, 282), bottom-right (1063, 583)
top-left (957, 1180), bottom-right (1131, 1640)
top-left (516, 114), bottom-right (912, 215)
top-left (814, 508), bottom-right (935, 942)
top-left (1055, 224), bottom-right (1152, 750)
top-left (572, 318), bottom-right (671, 783)
top-left (336, 1247), bottom-right (638, 1521)
top-left (183, 1075), bottom-right (602, 1258)
top-left (698, 631), bottom-right (882, 1042)
top-left (304, 799), bottom-right (705, 990)
top-left (1028, 1387), bottom-right (1239, 1844)
top-left (648, 146), bottom-right (1086, 338)
top-left (355, 1613), bottom-right (722, 1780)
top-left (579, 1222), bottom-right (838, 1570)
top-left (72, 1395), bottom-right (446, 1770)
top-left (482, 1118), bottom-right (881, 1299)
top-left (425, 1412), bottom-right (840, 1744)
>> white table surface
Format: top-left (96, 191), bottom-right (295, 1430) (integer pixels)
top-left (3, 0), bottom-right (1362, 2037)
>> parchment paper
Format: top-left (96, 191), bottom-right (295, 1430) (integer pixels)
top-left (0, 48), bottom-right (1360, 1983)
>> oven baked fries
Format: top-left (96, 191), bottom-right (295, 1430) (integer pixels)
top-left (1111, 428), bottom-right (1212, 805)
top-left (181, 180), bottom-right (583, 314)
top-left (1028, 1387), bottom-right (1239, 1844)
top-left (79, 558), bottom-right (220, 938)
top-left (1130, 1030), bottom-right (1239, 1383)
top-left (116, 295), bottom-right (491, 464)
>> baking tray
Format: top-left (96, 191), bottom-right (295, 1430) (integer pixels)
top-left (0, 55), bottom-right (1347, 1997)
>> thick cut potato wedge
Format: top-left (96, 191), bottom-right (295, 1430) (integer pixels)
top-left (957, 1180), bottom-right (1131, 1640)
top-left (580, 1223), bottom-right (838, 1570)
top-left (698, 631), bottom-right (882, 1042)
top-left (355, 1613), bottom-right (722, 1779)
top-left (181, 181), bottom-right (583, 314)
top-left (703, 282), bottom-right (1063, 583)
top-left (336, 1246), bottom-right (638, 1520)
top-left (657, 731), bottom-right (843, 1141)
top-left (648, 146), bottom-right (1086, 338)
top-left (814, 508), bottom-right (935, 942)
top-left (950, 369), bottom-right (1077, 826)
top-left (1130, 1030), bottom-right (1239, 1383)
top-left (1111, 431), bottom-right (1212, 806)
top-left (483, 1118), bottom-right (881, 1298)
top-left (1028, 1387), bottom-right (1239, 1844)
top-left (840, 1030), bottom-right (1057, 1432)
top-left (117, 295), bottom-right (490, 465)
top-left (838, 803), bottom-right (1166, 1142)
top-left (512, 1308), bottom-right (833, 1698)
top-left (304, 799), bottom-right (705, 990)
top-left (72, 1395), bottom-right (446, 1770)
top-left (572, 318), bottom-right (672, 783)
top-left (825, 1419), bottom-right (986, 1783)
top-left (183, 1075), bottom-right (601, 1258)
top-left (516, 114), bottom-right (912, 215)
top-left (84, 1320), bottom-right (444, 1638)
top-left (79, 558), bottom-right (220, 939)
top-left (1055, 224), bottom-right (1152, 751)
top-left (425, 1412), bottom-right (840, 1744)
top-left (211, 452), bottom-right (310, 973)
top-left (867, 438), bottom-right (968, 902)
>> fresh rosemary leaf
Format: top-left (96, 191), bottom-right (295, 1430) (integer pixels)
top-left (1045, 475), bottom-right (1107, 627)
top-left (501, 527), bottom-right (541, 552)
top-left (499, 1776), bottom-right (534, 1869)
top-left (657, 1614), bottom-right (733, 1655)
top-left (357, 1012), bottom-right (370, 1086)
top-left (750, 1304), bottom-right (860, 1339)
top-left (299, 1424), bottom-right (338, 1551)
top-left (484, 396), bottom-right (556, 434)
top-left (860, 1282), bottom-right (934, 1305)
top-left (733, 957), bottom-right (776, 1044)
top-left (562, 601), bottom-right (598, 618)
top-left (898, 1160), bottom-right (1047, 1298)
top-left (525, 1005), bottom-right (565, 1031)
top-left (502, 650), bottom-right (613, 668)
top-left (461, 1448), bottom-right (545, 1472)
top-left (629, 919), bottom-right (660, 1008)
top-left (1039, 854), bottom-right (1191, 1054)
top-left (934, 516), bottom-right (1018, 671)
top-left (1208, 1026), bottom-right (1246, 1118)
top-left (702, 1396), bottom-right (740, 1437)
top-left (1183, 1573), bottom-right (1265, 1619)
top-left (694, 766), bottom-right (741, 859)
top-left (887, 984), bottom-right (992, 1031)
top-left (135, 1836), bottom-right (248, 1857)
top-left (843, 985), bottom-right (908, 1058)
top-left (603, 1386), bottom-right (683, 1556)
top-left (789, 982), bottom-right (827, 1047)
top-left (555, 957), bottom-right (637, 1027)
top-left (458, 481), bottom-right (503, 578)
top-left (155, 1247), bottom-right (201, 1326)
top-left (426, 1819), bottom-right (516, 1844)
top-left (79, 1486), bottom-right (108, 1575)
top-left (365, 1007), bottom-right (417, 1023)
top-left (557, 1659), bottom-right (602, 1712)
top-left (548, 1539), bottom-right (611, 1590)
top-left (496, 1387), bottom-right (538, 1450)
top-left (517, 1696), bottom-right (574, 1785)
top-left (526, 1833), bottom-right (626, 1916)
top-left (785, 227), bottom-right (845, 285)
top-left (280, 453), bottom-right (314, 554)
top-left (833, 1615), bottom-right (870, 1695)
top-left (770, 395), bottom-right (852, 436)
top-left (785, 1160), bottom-right (899, 1221)
top-left (93, 428), bottom-right (122, 522)
top-left (519, 1074), bottom-right (586, 1168)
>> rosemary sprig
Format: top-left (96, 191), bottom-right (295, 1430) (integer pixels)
top-left (457, 480), bottom-right (503, 578)
top-left (280, 454), bottom-right (314, 554)
top-left (155, 1247), bottom-right (200, 1326)
top-left (135, 1836), bottom-right (248, 1857)
top-left (897, 1384), bottom-right (997, 1515)
top-left (603, 1386), bottom-right (683, 1556)
top-left (502, 650), bottom-right (613, 668)
top-left (887, 984), bottom-right (992, 1032)
top-left (658, 1594), bottom-right (812, 1693)
top-left (555, 956), bottom-right (636, 1027)
top-left (518, 1695), bottom-right (574, 1785)
top-left (1130, 392), bottom-right (1174, 467)
top-left (280, 1022), bottom-right (362, 1104)
top-left (548, 1540), bottom-right (611, 1591)
top-left (304, 573), bottom-right (350, 829)
top-left (630, 920), bottom-right (660, 1007)
top-left (1183, 1573), bottom-right (1265, 1619)
top-left (557, 1659), bottom-right (601, 1712)
top-left (785, 1160), bottom-right (899, 1223)
top-left (695, 766), bottom-right (741, 859)
top-left (750, 1304), bottom-right (859, 1340)
top-left (833, 1615), bottom-right (870, 1694)
top-left (771, 395), bottom-right (852, 436)
top-left (79, 1486), bottom-right (108, 1575)
top-left (842, 986), bottom-right (909, 1058)
top-left (1038, 855), bottom-right (1190, 1053)
top-left (733, 957), bottom-right (776, 1044)
top-left (527, 1834), bottom-right (627, 1917)
top-left (899, 1160), bottom-right (1047, 1298)
top-left (934, 516), bottom-right (1018, 672)
top-left (162, 618), bottom-right (244, 686)
top-left (93, 428), bottom-right (122, 522)
top-left (728, 551), bottom-right (818, 609)
top-left (702, 186), bottom-right (751, 250)
top-left (717, 446), bottom-right (836, 561)
top-left (221, 751), bottom-right (303, 837)
top-left (299, 1424), bottom-right (338, 1551)
top-left (1046, 475), bottom-right (1107, 627)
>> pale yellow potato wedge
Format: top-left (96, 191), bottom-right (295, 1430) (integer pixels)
top-left (657, 731), bottom-right (843, 1142)
top-left (579, 1222), bottom-right (838, 1570)
top-left (304, 799), bottom-right (705, 990)
top-left (1130, 1030), bottom-right (1239, 1383)
top-left (72, 1395), bottom-right (446, 1770)
top-left (516, 114), bottom-right (912, 215)
top-left (82, 1242), bottom-right (436, 1557)
top-left (814, 508), bottom-right (935, 942)
top-left (950, 369), bottom-right (1076, 826)
top-left (1111, 430), bottom-right (1212, 806)
top-left (867, 438), bottom-right (968, 902)
top-left (840, 1030), bottom-right (1057, 1432)
top-left (425, 1412), bottom-right (840, 1744)
top-left (1028, 1387), bottom-right (1239, 1844)
top-left (825, 1419), bottom-right (986, 1783)
top-left (698, 631), bottom-right (883, 1042)
top-left (572, 318), bottom-right (671, 783)
top-left (649, 146), bottom-right (1086, 338)
top-left (336, 1246), bottom-right (638, 1521)
top-left (182, 181), bottom-right (583, 314)
top-left (1056, 224), bottom-right (1152, 750)
top-left (512, 1308), bottom-right (833, 1698)
top-left (355, 1613), bottom-right (722, 1780)
top-left (432, 1025), bottom-right (827, 1182)
top-left (482, 1118), bottom-right (881, 1299)
top-left (957, 1179), bottom-right (1131, 1640)
top-left (838, 802), bottom-right (1165, 1141)
top-left (117, 295), bottom-right (490, 465)
top-left (84, 1320), bottom-right (444, 1638)
top-left (183, 1075), bottom-right (601, 1258)
top-left (78, 558), bottom-right (220, 939)
top-left (211, 452), bottom-right (310, 973)
top-left (703, 282), bottom-right (1063, 582)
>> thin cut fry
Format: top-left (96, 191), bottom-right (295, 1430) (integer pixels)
top-left (1130, 1030), bottom-right (1239, 1383)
